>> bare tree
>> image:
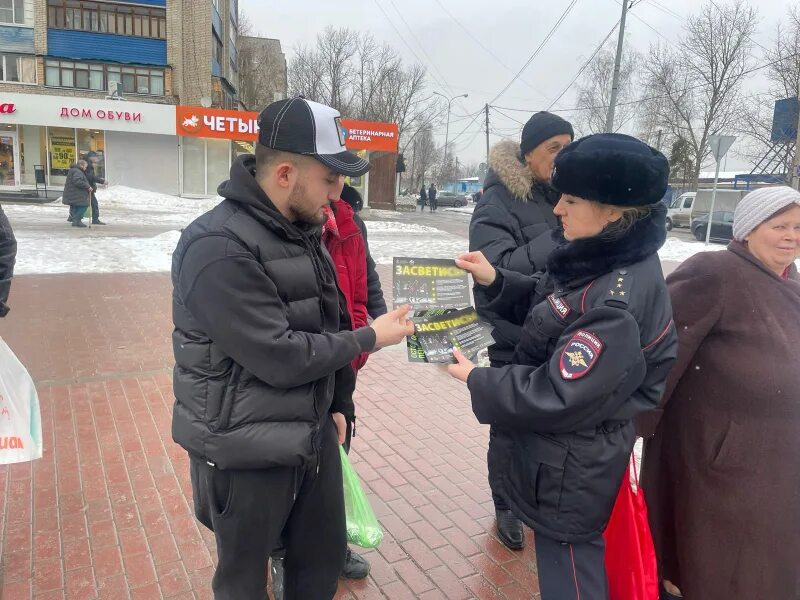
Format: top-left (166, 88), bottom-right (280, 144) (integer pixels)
top-left (574, 45), bottom-right (641, 135)
top-left (640, 1), bottom-right (758, 186)
top-left (407, 127), bottom-right (442, 190)
top-left (737, 4), bottom-right (800, 180)
top-left (288, 27), bottom-right (442, 146)
top-left (289, 27), bottom-right (359, 113)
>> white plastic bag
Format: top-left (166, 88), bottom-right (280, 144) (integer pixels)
top-left (0, 337), bottom-right (42, 464)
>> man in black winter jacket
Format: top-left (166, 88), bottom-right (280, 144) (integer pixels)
top-left (171, 97), bottom-right (413, 600)
top-left (469, 111), bottom-right (573, 550)
top-left (0, 205), bottom-right (16, 317)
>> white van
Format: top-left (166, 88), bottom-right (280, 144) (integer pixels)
top-left (666, 192), bottom-right (696, 230)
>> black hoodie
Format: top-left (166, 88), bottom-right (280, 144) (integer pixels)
top-left (171, 155), bottom-right (375, 470)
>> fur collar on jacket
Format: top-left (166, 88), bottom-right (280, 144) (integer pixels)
top-left (547, 202), bottom-right (668, 285)
top-left (487, 140), bottom-right (534, 201)
top-left (487, 140), bottom-right (560, 204)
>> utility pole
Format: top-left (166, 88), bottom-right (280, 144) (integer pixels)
top-left (433, 92), bottom-right (468, 185)
top-left (655, 129), bottom-right (663, 152)
top-left (605, 0), bottom-right (630, 132)
top-left (485, 103), bottom-right (490, 164)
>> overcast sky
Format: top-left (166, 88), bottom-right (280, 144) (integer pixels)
top-left (241, 0), bottom-right (790, 172)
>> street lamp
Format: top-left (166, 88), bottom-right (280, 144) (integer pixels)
top-left (433, 92), bottom-right (468, 182)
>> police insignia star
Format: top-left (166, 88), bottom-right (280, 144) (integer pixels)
top-left (559, 330), bottom-right (604, 380)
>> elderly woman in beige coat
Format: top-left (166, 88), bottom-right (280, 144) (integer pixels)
top-left (642, 186), bottom-right (800, 600)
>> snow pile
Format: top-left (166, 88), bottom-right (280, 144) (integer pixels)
top-left (15, 230), bottom-right (182, 274)
top-left (365, 221), bottom-right (440, 234)
top-left (444, 205), bottom-right (476, 215)
top-left (658, 238), bottom-right (726, 263)
top-left (365, 220), bottom-right (467, 265)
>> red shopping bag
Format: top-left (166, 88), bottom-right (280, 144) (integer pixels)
top-left (603, 454), bottom-right (658, 600)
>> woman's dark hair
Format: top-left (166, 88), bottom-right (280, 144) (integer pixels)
top-left (602, 205), bottom-right (654, 239)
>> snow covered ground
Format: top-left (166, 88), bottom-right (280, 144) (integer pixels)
top-left (444, 204), bottom-right (476, 215)
top-left (5, 186), bottom-right (795, 275)
top-left (657, 237), bottom-right (726, 263)
top-left (4, 186), bottom-right (468, 274)
top-left (5, 186), bottom-right (220, 275)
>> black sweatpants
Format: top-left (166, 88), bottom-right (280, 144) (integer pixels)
top-left (534, 532), bottom-right (608, 600)
top-left (90, 192), bottom-right (100, 222)
top-left (190, 419), bottom-right (346, 600)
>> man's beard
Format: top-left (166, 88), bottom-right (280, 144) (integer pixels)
top-left (288, 178), bottom-right (327, 226)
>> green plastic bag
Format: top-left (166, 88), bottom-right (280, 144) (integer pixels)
top-left (340, 446), bottom-right (384, 548)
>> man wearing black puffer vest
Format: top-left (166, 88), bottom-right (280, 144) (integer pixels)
top-left (469, 111), bottom-right (573, 550)
top-left (171, 97), bottom-right (414, 600)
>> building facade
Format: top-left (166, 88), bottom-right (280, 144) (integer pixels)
top-left (0, 0), bottom-right (253, 196)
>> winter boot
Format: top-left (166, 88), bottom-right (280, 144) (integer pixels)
top-left (495, 509), bottom-right (524, 550)
top-left (341, 547), bottom-right (370, 579)
top-left (72, 220), bottom-right (87, 228)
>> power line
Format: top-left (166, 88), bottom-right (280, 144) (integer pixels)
top-left (490, 52), bottom-right (798, 115)
top-left (613, 0), bottom-right (676, 48)
top-left (546, 21), bottom-right (621, 111)
top-left (370, 0), bottom-right (456, 107)
top-left (430, 0), bottom-right (551, 104)
top-left (644, 0), bottom-right (682, 20)
top-left (384, 0), bottom-right (470, 115)
top-left (450, 0), bottom-right (578, 146)
top-left (488, 0), bottom-right (579, 106)
top-left (490, 106), bottom-right (526, 126)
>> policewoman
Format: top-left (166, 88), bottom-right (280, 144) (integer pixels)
top-left (448, 133), bottom-right (678, 599)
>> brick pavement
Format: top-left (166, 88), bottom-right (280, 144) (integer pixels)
top-left (0, 272), bottom-right (542, 600)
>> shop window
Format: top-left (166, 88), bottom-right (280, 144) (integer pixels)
top-left (48, 127), bottom-right (76, 181)
top-left (19, 126), bottom-right (47, 186)
top-left (77, 129), bottom-right (105, 180)
top-left (183, 138), bottom-right (232, 196)
top-left (0, 53), bottom-right (36, 84)
top-left (206, 139), bottom-right (229, 195)
top-left (182, 137), bottom-right (205, 195)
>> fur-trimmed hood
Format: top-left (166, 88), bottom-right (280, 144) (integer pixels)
top-left (484, 140), bottom-right (535, 201)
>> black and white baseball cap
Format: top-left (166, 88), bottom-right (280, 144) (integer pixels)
top-left (257, 97), bottom-right (370, 177)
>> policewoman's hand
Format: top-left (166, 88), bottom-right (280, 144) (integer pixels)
top-left (447, 348), bottom-right (477, 383)
top-left (455, 252), bottom-right (497, 287)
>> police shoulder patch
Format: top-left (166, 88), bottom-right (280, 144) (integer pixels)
top-left (547, 293), bottom-right (572, 320)
top-left (559, 329), bottom-right (604, 380)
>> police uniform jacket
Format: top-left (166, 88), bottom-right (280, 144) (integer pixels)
top-left (468, 204), bottom-right (677, 543)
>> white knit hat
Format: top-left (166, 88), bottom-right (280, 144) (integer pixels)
top-left (732, 186), bottom-right (800, 241)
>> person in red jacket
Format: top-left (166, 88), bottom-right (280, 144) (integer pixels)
top-left (322, 196), bottom-right (371, 372)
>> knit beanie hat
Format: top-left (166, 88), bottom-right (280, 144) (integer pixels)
top-left (732, 186), bottom-right (800, 241)
top-left (551, 133), bottom-right (669, 206)
top-left (520, 112), bottom-right (574, 157)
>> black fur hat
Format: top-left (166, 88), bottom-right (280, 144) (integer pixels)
top-left (551, 133), bottom-right (669, 206)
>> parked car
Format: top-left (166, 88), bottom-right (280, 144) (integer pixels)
top-left (666, 192), bottom-right (696, 230)
top-left (435, 191), bottom-right (470, 208)
top-left (691, 211), bottom-right (734, 243)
